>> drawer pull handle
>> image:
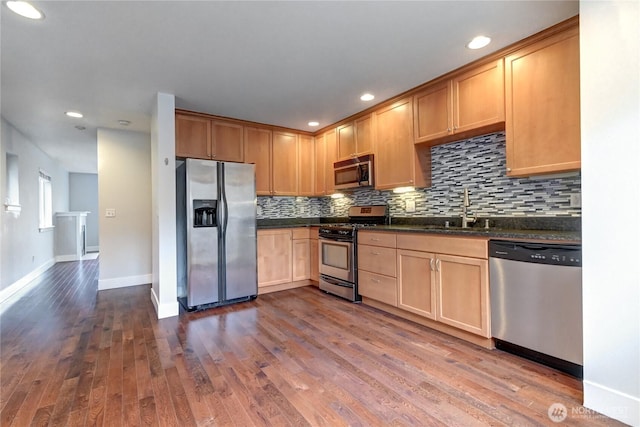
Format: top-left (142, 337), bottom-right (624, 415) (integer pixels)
top-left (371, 278), bottom-right (380, 283)
top-left (370, 238), bottom-right (380, 242)
top-left (370, 252), bottom-right (380, 255)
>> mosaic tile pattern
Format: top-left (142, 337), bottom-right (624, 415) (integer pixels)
top-left (257, 132), bottom-right (581, 219)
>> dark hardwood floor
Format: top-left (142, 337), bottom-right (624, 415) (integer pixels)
top-left (0, 259), bottom-right (622, 426)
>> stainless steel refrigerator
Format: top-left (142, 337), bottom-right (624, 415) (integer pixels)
top-left (176, 158), bottom-right (257, 311)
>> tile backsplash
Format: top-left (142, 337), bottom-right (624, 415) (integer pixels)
top-left (257, 132), bottom-right (581, 219)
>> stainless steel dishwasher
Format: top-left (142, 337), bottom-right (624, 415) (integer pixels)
top-left (489, 240), bottom-right (582, 377)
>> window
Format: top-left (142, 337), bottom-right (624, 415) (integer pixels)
top-left (5, 153), bottom-right (21, 212)
top-left (38, 170), bottom-right (53, 230)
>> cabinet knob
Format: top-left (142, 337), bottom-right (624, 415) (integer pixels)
top-left (447, 127), bottom-right (451, 133)
top-left (506, 167), bottom-right (512, 172)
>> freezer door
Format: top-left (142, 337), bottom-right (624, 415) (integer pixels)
top-left (221, 162), bottom-right (257, 300)
top-left (186, 159), bottom-right (220, 306)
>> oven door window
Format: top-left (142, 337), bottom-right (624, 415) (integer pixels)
top-left (322, 242), bottom-right (350, 270)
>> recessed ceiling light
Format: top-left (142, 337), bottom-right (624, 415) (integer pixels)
top-left (118, 120), bottom-right (131, 126)
top-left (467, 35), bottom-right (491, 50)
top-left (360, 93), bottom-right (375, 102)
top-left (65, 111), bottom-right (83, 118)
top-left (5, 1), bottom-right (44, 20)
top-left (308, 121), bottom-right (319, 127)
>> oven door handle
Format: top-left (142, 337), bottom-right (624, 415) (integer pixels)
top-left (319, 237), bottom-right (353, 243)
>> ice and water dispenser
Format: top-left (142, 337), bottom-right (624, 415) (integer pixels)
top-left (193, 199), bottom-right (217, 227)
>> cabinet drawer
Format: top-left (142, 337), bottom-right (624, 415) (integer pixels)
top-left (358, 245), bottom-right (397, 277)
top-left (292, 228), bottom-right (310, 240)
top-left (396, 234), bottom-right (488, 259)
top-left (358, 271), bottom-right (397, 306)
top-left (358, 231), bottom-right (396, 248)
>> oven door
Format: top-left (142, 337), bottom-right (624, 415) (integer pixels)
top-left (319, 238), bottom-right (354, 283)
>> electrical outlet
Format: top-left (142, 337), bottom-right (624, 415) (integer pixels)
top-left (330, 205), bottom-right (335, 215)
top-left (405, 200), bottom-right (416, 213)
top-left (569, 194), bottom-right (581, 208)
top-left (105, 208), bottom-right (116, 218)
top-left (257, 206), bottom-right (263, 215)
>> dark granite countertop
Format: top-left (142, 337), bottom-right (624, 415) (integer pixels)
top-left (257, 216), bottom-right (581, 243)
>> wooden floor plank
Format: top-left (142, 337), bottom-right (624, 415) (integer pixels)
top-left (0, 259), bottom-right (627, 426)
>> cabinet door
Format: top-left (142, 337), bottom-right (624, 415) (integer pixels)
top-left (272, 131), bottom-right (298, 196)
top-left (292, 238), bottom-right (311, 281)
top-left (257, 230), bottom-right (292, 287)
top-left (413, 81), bottom-right (451, 144)
top-left (337, 123), bottom-right (356, 160)
top-left (397, 250), bottom-right (437, 320)
top-left (244, 127), bottom-right (272, 195)
top-left (435, 254), bottom-right (490, 337)
top-left (324, 129), bottom-right (337, 194)
top-left (453, 59), bottom-right (504, 133)
top-left (314, 134), bottom-right (326, 196)
top-left (298, 135), bottom-right (315, 196)
top-left (309, 231), bottom-right (319, 283)
top-left (211, 121), bottom-right (244, 162)
top-left (175, 114), bottom-right (211, 159)
top-left (375, 98), bottom-right (415, 190)
top-left (354, 114), bottom-right (373, 156)
top-left (505, 26), bottom-right (580, 176)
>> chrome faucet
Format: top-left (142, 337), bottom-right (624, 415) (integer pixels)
top-left (461, 187), bottom-right (476, 228)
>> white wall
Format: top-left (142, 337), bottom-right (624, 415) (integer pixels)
top-left (0, 117), bottom-right (69, 298)
top-left (69, 173), bottom-right (99, 251)
top-left (150, 92), bottom-right (178, 318)
top-left (97, 128), bottom-right (152, 290)
top-left (581, 1), bottom-right (640, 425)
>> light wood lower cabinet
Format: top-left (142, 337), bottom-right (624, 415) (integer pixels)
top-left (397, 250), bottom-right (437, 320)
top-left (257, 229), bottom-right (292, 287)
top-left (258, 228), bottom-right (316, 294)
top-left (310, 227), bottom-right (319, 283)
top-left (358, 232), bottom-right (491, 343)
top-left (357, 231), bottom-right (398, 306)
top-left (395, 233), bottom-right (490, 338)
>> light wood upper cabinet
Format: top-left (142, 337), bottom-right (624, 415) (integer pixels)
top-left (324, 129), bottom-right (337, 194)
top-left (175, 113), bottom-right (211, 159)
top-left (414, 59), bottom-right (504, 145)
top-left (314, 134), bottom-right (326, 196)
top-left (505, 25), bottom-right (580, 176)
top-left (211, 121), bottom-right (244, 162)
top-left (175, 113), bottom-right (244, 162)
top-left (298, 134), bottom-right (315, 196)
top-left (272, 131), bottom-right (298, 196)
top-left (336, 114), bottom-right (374, 161)
top-left (337, 123), bottom-right (355, 160)
top-left (244, 127), bottom-right (272, 195)
top-left (374, 98), bottom-right (417, 190)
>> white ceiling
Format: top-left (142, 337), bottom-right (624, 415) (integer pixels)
top-left (1, 1), bottom-right (579, 174)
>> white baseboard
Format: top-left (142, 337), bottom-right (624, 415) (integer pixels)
top-left (583, 380), bottom-right (640, 426)
top-left (150, 287), bottom-right (179, 319)
top-left (98, 274), bottom-right (152, 290)
top-left (0, 258), bottom-right (55, 304)
top-left (86, 245), bottom-right (99, 252)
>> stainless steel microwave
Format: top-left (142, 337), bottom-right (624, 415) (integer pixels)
top-left (334, 154), bottom-right (373, 190)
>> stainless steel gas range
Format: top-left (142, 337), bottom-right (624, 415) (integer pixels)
top-left (318, 205), bottom-right (388, 302)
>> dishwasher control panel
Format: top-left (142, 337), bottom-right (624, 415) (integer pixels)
top-left (489, 240), bottom-right (581, 267)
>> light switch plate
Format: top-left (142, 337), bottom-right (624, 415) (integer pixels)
top-left (105, 208), bottom-right (116, 218)
top-left (569, 194), bottom-right (581, 208)
top-left (405, 200), bottom-right (416, 213)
